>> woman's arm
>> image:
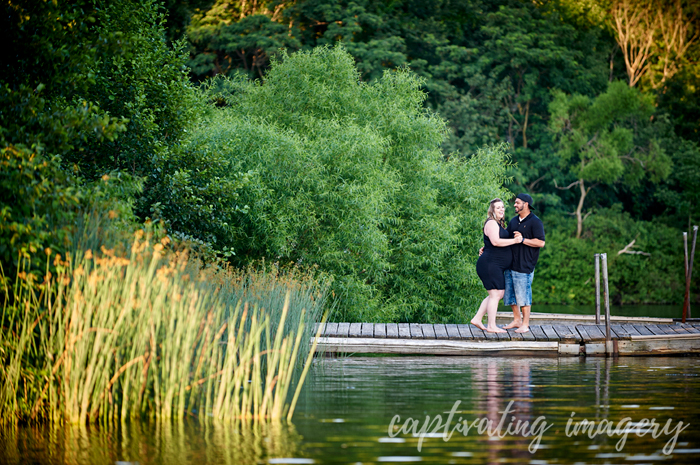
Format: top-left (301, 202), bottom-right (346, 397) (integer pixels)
top-left (484, 220), bottom-right (523, 247)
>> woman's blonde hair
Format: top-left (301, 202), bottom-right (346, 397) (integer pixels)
top-left (484, 198), bottom-right (507, 229)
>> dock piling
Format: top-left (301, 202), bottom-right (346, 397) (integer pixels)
top-left (601, 253), bottom-right (611, 347)
top-left (595, 253), bottom-right (601, 324)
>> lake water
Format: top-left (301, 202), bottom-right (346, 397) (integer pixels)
top-left (2, 356), bottom-right (700, 464)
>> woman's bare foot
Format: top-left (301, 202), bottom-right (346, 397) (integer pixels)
top-left (470, 319), bottom-right (487, 331)
top-left (486, 326), bottom-right (507, 333)
top-left (503, 320), bottom-right (522, 329)
top-left (515, 325), bottom-right (530, 333)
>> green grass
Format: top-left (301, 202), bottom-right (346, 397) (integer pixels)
top-left (0, 231), bottom-right (329, 425)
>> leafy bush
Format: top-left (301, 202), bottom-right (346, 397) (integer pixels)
top-left (180, 46), bottom-right (510, 322)
top-left (535, 206), bottom-right (694, 305)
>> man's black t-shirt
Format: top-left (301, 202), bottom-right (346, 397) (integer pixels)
top-left (507, 213), bottom-right (545, 274)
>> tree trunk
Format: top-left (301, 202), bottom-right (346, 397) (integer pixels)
top-left (575, 178), bottom-right (587, 239)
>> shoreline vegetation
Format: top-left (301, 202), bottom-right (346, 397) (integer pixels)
top-left (1, 229), bottom-right (328, 426)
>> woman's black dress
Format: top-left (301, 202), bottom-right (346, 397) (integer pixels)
top-left (476, 220), bottom-right (513, 290)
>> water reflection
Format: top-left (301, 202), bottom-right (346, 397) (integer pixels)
top-left (1, 356), bottom-right (699, 464)
top-left (0, 420), bottom-right (303, 465)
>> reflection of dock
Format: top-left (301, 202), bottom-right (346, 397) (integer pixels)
top-left (314, 320), bottom-right (700, 356)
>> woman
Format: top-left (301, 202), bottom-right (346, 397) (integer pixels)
top-left (471, 198), bottom-right (523, 333)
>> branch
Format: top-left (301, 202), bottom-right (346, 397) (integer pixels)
top-left (583, 210), bottom-right (593, 222)
top-left (617, 239), bottom-right (651, 256)
top-left (554, 179), bottom-right (581, 190)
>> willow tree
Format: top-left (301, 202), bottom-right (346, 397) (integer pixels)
top-left (182, 46), bottom-right (510, 322)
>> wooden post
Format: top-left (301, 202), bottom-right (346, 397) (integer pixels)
top-left (689, 226), bottom-right (698, 319)
top-left (595, 254), bottom-right (601, 324)
top-left (602, 253), bottom-right (611, 343)
top-left (684, 232), bottom-right (689, 323)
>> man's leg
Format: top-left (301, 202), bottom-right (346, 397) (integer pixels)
top-left (505, 304), bottom-right (522, 329)
top-left (516, 305), bottom-right (530, 333)
top-left (514, 272), bottom-right (534, 333)
top-left (503, 270), bottom-right (522, 329)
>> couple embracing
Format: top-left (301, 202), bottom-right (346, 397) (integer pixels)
top-left (471, 194), bottom-right (545, 334)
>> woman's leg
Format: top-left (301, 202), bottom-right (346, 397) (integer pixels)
top-left (486, 289), bottom-right (506, 333)
top-left (470, 296), bottom-right (489, 330)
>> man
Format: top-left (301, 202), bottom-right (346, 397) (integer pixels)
top-left (503, 193), bottom-right (545, 333)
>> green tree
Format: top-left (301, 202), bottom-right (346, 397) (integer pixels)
top-left (549, 81), bottom-right (672, 238)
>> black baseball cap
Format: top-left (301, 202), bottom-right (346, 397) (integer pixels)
top-left (516, 193), bottom-right (534, 207)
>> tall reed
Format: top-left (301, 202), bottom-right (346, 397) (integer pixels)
top-left (0, 231), bottom-right (329, 425)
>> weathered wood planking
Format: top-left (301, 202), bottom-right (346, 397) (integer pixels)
top-left (361, 323), bottom-right (374, 338)
top-left (434, 324), bottom-right (449, 340)
top-left (337, 323), bottom-right (350, 338)
top-left (316, 337), bottom-right (560, 355)
top-left (541, 325), bottom-right (560, 341)
top-left (529, 325), bottom-right (549, 341)
top-left (386, 323), bottom-right (399, 339)
top-left (349, 323), bottom-right (362, 337)
top-left (375, 323), bottom-right (386, 338)
top-left (420, 324), bottom-right (436, 339)
top-left (410, 323), bottom-right (424, 339)
top-left (398, 323), bottom-right (410, 339)
top-left (507, 328), bottom-right (524, 341)
top-left (445, 324), bottom-right (461, 340)
top-left (323, 322), bottom-right (339, 337)
top-left (458, 324), bottom-right (476, 340)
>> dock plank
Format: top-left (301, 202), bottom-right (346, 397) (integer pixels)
top-left (434, 324), bottom-right (449, 340)
top-left (519, 329), bottom-right (537, 341)
top-left (667, 324), bottom-right (694, 335)
top-left (349, 323), bottom-right (362, 337)
top-left (496, 330), bottom-right (511, 341)
top-left (337, 323), bottom-right (350, 338)
top-left (324, 322), bottom-right (339, 337)
top-left (576, 325), bottom-right (593, 343)
top-left (541, 325), bottom-right (560, 341)
top-left (361, 323), bottom-right (374, 338)
top-left (632, 324), bottom-right (654, 336)
top-left (410, 323), bottom-right (424, 339)
top-left (585, 325), bottom-right (607, 341)
top-left (483, 328), bottom-right (500, 340)
top-left (610, 324), bottom-right (631, 339)
top-left (459, 324), bottom-right (480, 340)
top-left (595, 324), bottom-right (621, 339)
top-left (507, 328), bottom-right (524, 341)
top-left (621, 324), bottom-right (642, 336)
top-left (420, 324), bottom-right (436, 339)
top-left (445, 324), bottom-right (461, 340)
top-left (386, 323), bottom-right (399, 339)
top-left (646, 324), bottom-right (672, 336)
top-left (679, 323), bottom-right (700, 334)
top-left (398, 323), bottom-right (410, 339)
top-left (529, 325), bottom-right (549, 341)
top-left (375, 323), bottom-right (386, 338)
top-left (552, 325), bottom-right (580, 343)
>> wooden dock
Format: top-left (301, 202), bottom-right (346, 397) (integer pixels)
top-left (314, 322), bottom-right (700, 356)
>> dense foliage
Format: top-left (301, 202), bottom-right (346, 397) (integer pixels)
top-left (177, 47), bottom-right (510, 322)
top-left (177, 0), bottom-right (700, 307)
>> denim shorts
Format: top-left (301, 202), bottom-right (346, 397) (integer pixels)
top-left (504, 270), bottom-right (534, 307)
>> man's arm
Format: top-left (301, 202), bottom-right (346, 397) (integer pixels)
top-left (523, 238), bottom-right (545, 248)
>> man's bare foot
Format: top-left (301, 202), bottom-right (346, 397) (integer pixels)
top-left (515, 325), bottom-right (530, 333)
top-left (470, 319), bottom-right (487, 331)
top-left (486, 326), bottom-right (507, 333)
top-left (504, 320), bottom-right (522, 329)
